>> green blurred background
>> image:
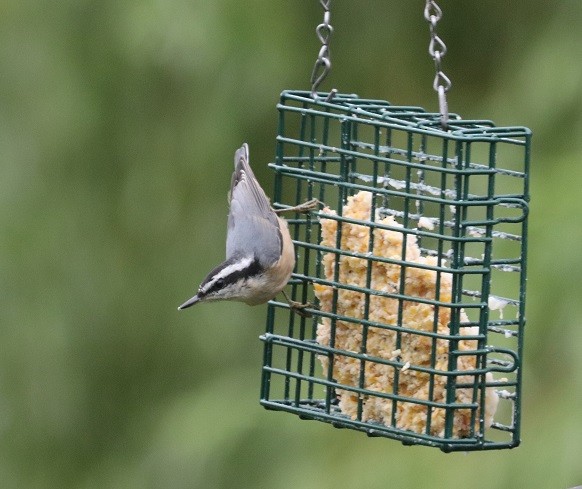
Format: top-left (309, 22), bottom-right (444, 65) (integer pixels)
top-left (1, 1), bottom-right (581, 488)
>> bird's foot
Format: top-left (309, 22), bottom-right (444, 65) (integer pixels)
top-left (274, 198), bottom-right (322, 215)
top-left (282, 291), bottom-right (314, 318)
top-left (289, 300), bottom-right (313, 318)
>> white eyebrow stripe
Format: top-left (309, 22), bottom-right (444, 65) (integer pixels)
top-left (200, 256), bottom-right (254, 294)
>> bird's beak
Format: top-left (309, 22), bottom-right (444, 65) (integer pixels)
top-left (178, 294), bottom-right (200, 310)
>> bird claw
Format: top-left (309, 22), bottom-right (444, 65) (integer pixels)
top-left (274, 198), bottom-right (323, 215)
top-left (288, 300), bottom-right (313, 318)
top-left (282, 291), bottom-right (314, 318)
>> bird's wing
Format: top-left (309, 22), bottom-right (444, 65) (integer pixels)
top-left (226, 144), bottom-right (282, 266)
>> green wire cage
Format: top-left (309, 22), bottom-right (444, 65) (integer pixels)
top-left (261, 90), bottom-right (530, 452)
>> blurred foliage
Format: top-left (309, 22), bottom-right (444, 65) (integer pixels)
top-left (1, 1), bottom-right (581, 488)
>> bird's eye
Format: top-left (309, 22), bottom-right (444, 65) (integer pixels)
top-left (215, 278), bottom-right (225, 289)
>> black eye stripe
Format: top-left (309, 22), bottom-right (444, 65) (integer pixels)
top-left (199, 257), bottom-right (263, 296)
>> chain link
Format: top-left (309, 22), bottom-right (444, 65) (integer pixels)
top-left (310, 0), bottom-right (336, 100)
top-left (424, 0), bottom-right (451, 128)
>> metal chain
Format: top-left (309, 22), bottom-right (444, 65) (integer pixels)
top-left (310, 0), bottom-right (336, 100)
top-left (424, 0), bottom-right (451, 129)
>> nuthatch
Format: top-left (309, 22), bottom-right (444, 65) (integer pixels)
top-left (178, 143), bottom-right (315, 315)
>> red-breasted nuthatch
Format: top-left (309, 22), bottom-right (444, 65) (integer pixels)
top-left (178, 144), bottom-right (313, 314)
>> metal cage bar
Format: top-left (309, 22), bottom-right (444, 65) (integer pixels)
top-left (261, 90), bottom-right (530, 452)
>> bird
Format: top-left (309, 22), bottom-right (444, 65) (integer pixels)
top-left (178, 143), bottom-right (316, 315)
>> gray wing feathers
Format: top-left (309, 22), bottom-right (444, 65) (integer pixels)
top-left (230, 144), bottom-right (273, 218)
top-left (226, 144), bottom-right (282, 266)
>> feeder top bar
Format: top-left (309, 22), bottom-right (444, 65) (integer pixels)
top-left (280, 90), bottom-right (532, 143)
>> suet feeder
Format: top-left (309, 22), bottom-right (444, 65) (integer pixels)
top-left (260, 2), bottom-right (531, 452)
top-left (260, 90), bottom-right (530, 451)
